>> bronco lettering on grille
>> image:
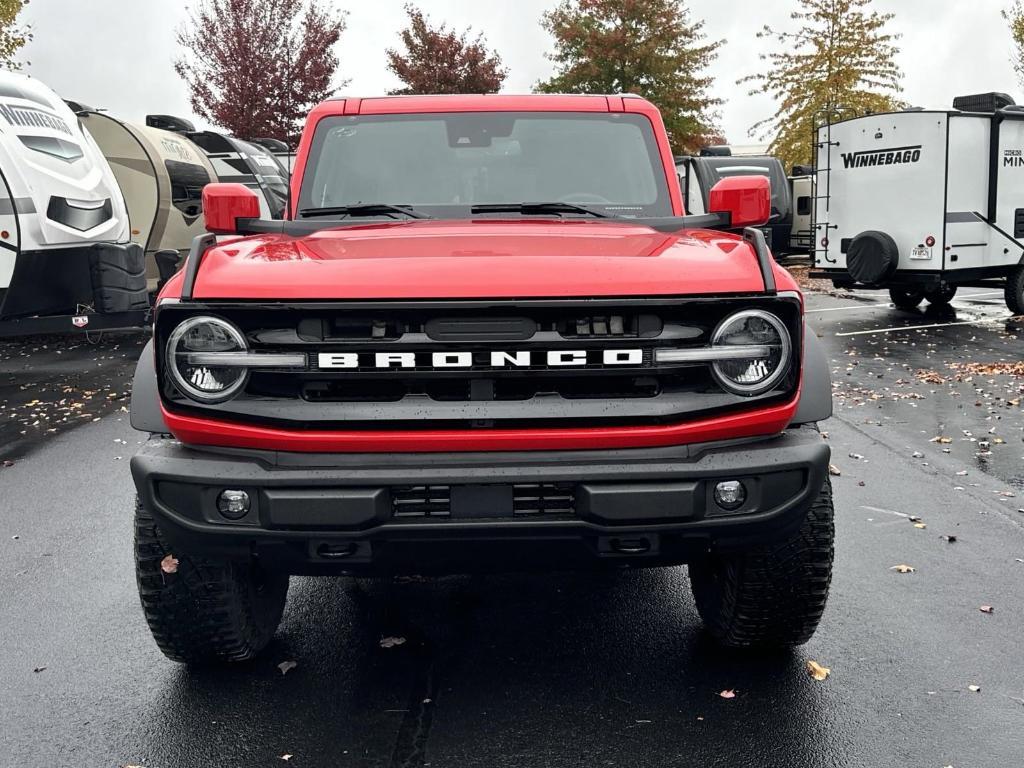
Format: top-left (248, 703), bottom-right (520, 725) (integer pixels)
top-left (317, 349), bottom-right (644, 370)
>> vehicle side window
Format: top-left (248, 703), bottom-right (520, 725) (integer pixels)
top-left (797, 195), bottom-right (811, 216)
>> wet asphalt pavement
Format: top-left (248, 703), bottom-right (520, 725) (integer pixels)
top-left (2, 286), bottom-right (1024, 768)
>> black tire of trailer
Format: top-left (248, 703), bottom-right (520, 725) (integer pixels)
top-left (134, 496), bottom-right (289, 664)
top-left (688, 474), bottom-right (834, 649)
top-left (889, 287), bottom-right (925, 310)
top-left (924, 286), bottom-right (957, 306)
top-left (1007, 266), bottom-right (1024, 315)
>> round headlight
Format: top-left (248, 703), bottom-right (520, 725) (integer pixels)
top-left (166, 316), bottom-right (248, 402)
top-left (710, 310), bottom-right (791, 396)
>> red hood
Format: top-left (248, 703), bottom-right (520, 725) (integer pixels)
top-left (185, 219), bottom-right (781, 301)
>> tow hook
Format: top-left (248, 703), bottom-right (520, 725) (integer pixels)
top-left (609, 537), bottom-right (651, 555)
top-left (315, 542), bottom-right (359, 559)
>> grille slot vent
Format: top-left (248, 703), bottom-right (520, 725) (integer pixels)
top-left (512, 483), bottom-right (576, 516)
top-left (392, 485), bottom-right (451, 517)
top-left (389, 484), bottom-right (576, 518)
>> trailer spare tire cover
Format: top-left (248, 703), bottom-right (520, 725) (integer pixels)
top-left (847, 231), bottom-right (899, 285)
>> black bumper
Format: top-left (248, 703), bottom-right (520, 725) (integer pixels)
top-left (130, 428), bottom-right (830, 574)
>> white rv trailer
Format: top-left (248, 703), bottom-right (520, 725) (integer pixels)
top-left (0, 73), bottom-right (147, 333)
top-left (78, 111), bottom-right (218, 289)
top-left (788, 165), bottom-right (815, 256)
top-left (810, 92), bottom-right (1024, 312)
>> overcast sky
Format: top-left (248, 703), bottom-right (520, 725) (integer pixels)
top-left (15, 0), bottom-right (1021, 143)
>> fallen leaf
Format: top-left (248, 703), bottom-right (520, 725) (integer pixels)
top-left (806, 660), bottom-right (830, 681)
top-left (1, 459), bottom-right (13, 467)
top-left (718, 689), bottom-right (736, 699)
top-left (909, 515), bottom-right (923, 522)
top-left (281, 755), bottom-right (293, 762)
top-left (890, 564), bottom-right (915, 573)
top-left (160, 555), bottom-right (179, 574)
top-left (979, 605), bottom-right (994, 613)
top-left (33, 666), bottom-right (46, 673)
top-left (914, 523), bottom-right (927, 529)
top-left (942, 535), bottom-right (957, 543)
top-left (277, 660), bottom-right (298, 676)
top-left (828, 464), bottom-right (841, 476)
top-left (930, 436), bottom-right (953, 444)
top-left (968, 684), bottom-right (981, 692)
top-left (380, 636), bottom-right (406, 649)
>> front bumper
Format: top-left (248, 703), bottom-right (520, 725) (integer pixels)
top-left (130, 427), bottom-right (830, 574)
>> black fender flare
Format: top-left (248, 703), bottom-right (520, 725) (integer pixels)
top-left (792, 324), bottom-right (832, 424)
top-left (129, 340), bottom-right (170, 434)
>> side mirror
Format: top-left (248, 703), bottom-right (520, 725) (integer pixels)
top-left (203, 183), bottom-right (261, 235)
top-left (708, 175), bottom-right (771, 229)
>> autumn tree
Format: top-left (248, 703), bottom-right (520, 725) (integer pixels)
top-left (175, 0), bottom-right (346, 143)
top-left (0, 0), bottom-right (30, 70)
top-left (1004, 2), bottom-right (1024, 90)
top-left (386, 4), bottom-right (507, 94)
top-left (741, 0), bottom-right (903, 169)
top-left (535, 0), bottom-right (722, 154)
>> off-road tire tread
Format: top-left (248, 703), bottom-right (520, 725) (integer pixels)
top-left (134, 496), bottom-right (288, 663)
top-left (1006, 266), bottom-right (1024, 315)
top-left (690, 478), bottom-right (834, 649)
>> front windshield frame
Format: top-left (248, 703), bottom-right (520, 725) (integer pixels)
top-left (296, 111), bottom-right (674, 220)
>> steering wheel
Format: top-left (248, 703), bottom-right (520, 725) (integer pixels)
top-left (558, 193), bottom-right (613, 204)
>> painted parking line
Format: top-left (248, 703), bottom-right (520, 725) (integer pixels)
top-left (835, 315), bottom-right (1011, 337)
top-left (806, 291), bottom-right (1004, 314)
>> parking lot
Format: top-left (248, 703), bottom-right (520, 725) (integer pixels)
top-left (2, 282), bottom-right (1023, 768)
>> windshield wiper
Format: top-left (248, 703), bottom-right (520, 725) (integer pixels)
top-left (471, 202), bottom-right (613, 218)
top-left (298, 203), bottom-right (432, 219)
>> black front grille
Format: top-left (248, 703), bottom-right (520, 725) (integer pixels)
top-left (156, 296), bottom-right (802, 431)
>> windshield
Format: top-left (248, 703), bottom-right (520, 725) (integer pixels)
top-left (298, 111), bottom-right (672, 218)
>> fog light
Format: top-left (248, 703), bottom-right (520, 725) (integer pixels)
top-left (217, 489), bottom-right (251, 519)
top-left (713, 480), bottom-right (747, 511)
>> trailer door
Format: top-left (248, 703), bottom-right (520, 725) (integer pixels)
top-left (990, 115), bottom-right (1024, 267)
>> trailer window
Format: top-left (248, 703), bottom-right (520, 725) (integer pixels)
top-left (299, 112), bottom-right (672, 218)
top-left (165, 160), bottom-right (212, 220)
top-left (797, 196), bottom-right (811, 216)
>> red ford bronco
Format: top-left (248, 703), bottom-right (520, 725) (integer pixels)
top-left (129, 94), bottom-right (834, 663)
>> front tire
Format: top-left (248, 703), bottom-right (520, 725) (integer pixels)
top-left (689, 478), bottom-right (834, 649)
top-left (889, 287), bottom-right (924, 310)
top-left (134, 496), bottom-right (289, 663)
top-left (1006, 266), bottom-right (1024, 315)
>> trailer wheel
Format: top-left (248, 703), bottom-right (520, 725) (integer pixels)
top-left (1006, 266), bottom-right (1024, 315)
top-left (924, 286), bottom-right (957, 306)
top-left (889, 287), bottom-right (924, 310)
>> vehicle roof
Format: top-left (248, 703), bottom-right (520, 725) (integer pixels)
top-left (310, 93), bottom-right (658, 117)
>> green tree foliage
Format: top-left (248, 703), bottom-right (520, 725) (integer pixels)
top-left (0, 0), bottom-right (31, 71)
top-left (741, 0), bottom-right (903, 169)
top-left (1003, 2), bottom-right (1024, 89)
top-left (536, 0), bottom-right (723, 154)
top-left (386, 4), bottom-right (507, 95)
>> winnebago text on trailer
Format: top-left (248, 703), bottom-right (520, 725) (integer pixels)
top-left (0, 73), bottom-right (148, 336)
top-left (811, 92), bottom-right (1024, 312)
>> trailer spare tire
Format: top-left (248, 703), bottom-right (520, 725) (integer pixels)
top-left (847, 231), bottom-right (899, 285)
